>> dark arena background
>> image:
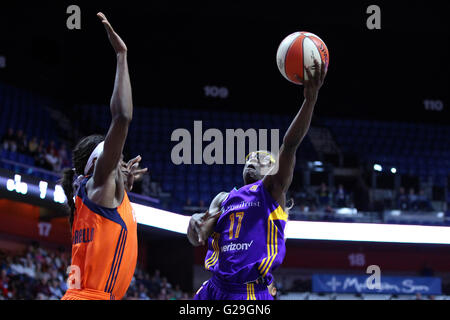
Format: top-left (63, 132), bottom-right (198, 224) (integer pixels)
top-left (0, 0), bottom-right (449, 305)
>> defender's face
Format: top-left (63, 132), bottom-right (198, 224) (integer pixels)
top-left (243, 151), bottom-right (275, 185)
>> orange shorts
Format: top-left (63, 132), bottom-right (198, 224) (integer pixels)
top-left (61, 288), bottom-right (116, 300)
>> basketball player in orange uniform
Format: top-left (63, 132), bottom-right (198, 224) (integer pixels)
top-left (60, 12), bottom-right (147, 300)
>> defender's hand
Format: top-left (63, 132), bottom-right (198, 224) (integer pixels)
top-left (121, 155), bottom-right (148, 192)
top-left (97, 12), bottom-right (128, 54)
top-left (127, 155), bottom-right (148, 181)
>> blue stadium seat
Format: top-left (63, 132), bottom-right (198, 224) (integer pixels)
top-left (7, 151), bottom-right (18, 161)
top-left (0, 149), bottom-right (8, 159)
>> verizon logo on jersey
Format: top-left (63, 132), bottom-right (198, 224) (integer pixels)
top-left (221, 240), bottom-right (254, 253)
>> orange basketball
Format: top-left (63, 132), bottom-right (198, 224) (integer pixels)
top-left (276, 31), bottom-right (329, 85)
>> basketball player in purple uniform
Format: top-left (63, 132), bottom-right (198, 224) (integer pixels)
top-left (187, 59), bottom-right (326, 300)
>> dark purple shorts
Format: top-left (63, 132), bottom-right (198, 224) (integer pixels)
top-left (194, 275), bottom-right (274, 300)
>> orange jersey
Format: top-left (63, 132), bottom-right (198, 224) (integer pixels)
top-left (62, 176), bottom-right (137, 300)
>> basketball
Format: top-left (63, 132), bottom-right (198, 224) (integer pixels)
top-left (276, 31), bottom-right (329, 85)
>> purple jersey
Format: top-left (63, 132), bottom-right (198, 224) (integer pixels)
top-left (203, 179), bottom-right (288, 285)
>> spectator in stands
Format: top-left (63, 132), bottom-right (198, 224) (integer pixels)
top-left (416, 189), bottom-right (434, 211)
top-left (0, 244), bottom-right (193, 300)
top-left (44, 147), bottom-right (60, 172)
top-left (125, 266), bottom-right (194, 300)
top-left (334, 184), bottom-right (347, 207)
top-left (46, 140), bottom-right (56, 156)
top-left (34, 140), bottom-right (49, 170)
top-left (22, 255), bottom-right (36, 278)
top-left (36, 292), bottom-right (48, 300)
top-left (1, 128), bottom-right (16, 152)
top-left (304, 188), bottom-right (319, 211)
top-left (309, 203), bottom-right (318, 213)
top-left (173, 284), bottom-right (183, 300)
top-left (396, 187), bottom-right (409, 210)
top-left (38, 139), bottom-right (45, 153)
top-left (158, 287), bottom-right (168, 300)
top-left (34, 262), bottom-right (46, 281)
top-left (408, 188), bottom-right (418, 211)
top-left (137, 283), bottom-right (150, 300)
top-left (297, 204), bottom-right (306, 213)
top-left (0, 269), bottom-right (11, 299)
top-left (153, 269), bottom-right (161, 284)
top-left (317, 182), bottom-right (331, 208)
top-left (34, 278), bottom-right (52, 299)
top-left (14, 130), bottom-right (26, 154)
top-left (292, 187), bottom-right (318, 211)
top-left (160, 276), bottom-right (172, 292)
top-left (28, 137), bottom-right (39, 157)
top-left (0, 244), bottom-right (67, 300)
top-left (18, 133), bottom-right (28, 154)
top-left (9, 256), bottom-right (25, 275)
top-left (181, 292), bottom-right (190, 300)
top-left (49, 279), bottom-right (63, 299)
top-left (2, 256), bottom-right (14, 275)
top-left (58, 144), bottom-right (70, 168)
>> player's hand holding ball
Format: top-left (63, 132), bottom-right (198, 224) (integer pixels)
top-left (276, 31), bottom-right (329, 101)
top-left (301, 58), bottom-right (326, 102)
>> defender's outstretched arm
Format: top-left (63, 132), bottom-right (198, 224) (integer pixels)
top-left (93, 12), bottom-right (134, 187)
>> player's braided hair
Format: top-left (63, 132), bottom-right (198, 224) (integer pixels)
top-left (60, 134), bottom-right (104, 228)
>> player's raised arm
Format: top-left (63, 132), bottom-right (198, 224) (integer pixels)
top-left (264, 59), bottom-right (326, 203)
top-left (93, 12), bottom-right (133, 186)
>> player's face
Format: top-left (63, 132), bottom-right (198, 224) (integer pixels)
top-left (243, 151), bottom-right (274, 185)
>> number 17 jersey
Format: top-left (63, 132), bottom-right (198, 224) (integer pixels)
top-left (204, 179), bottom-right (288, 285)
